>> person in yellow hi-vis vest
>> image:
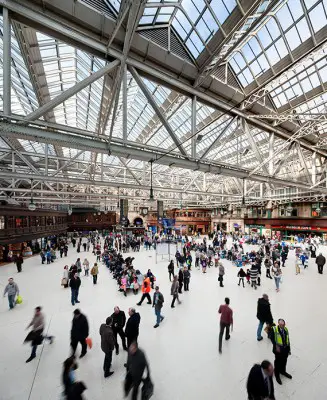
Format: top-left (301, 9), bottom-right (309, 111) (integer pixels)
top-left (271, 319), bottom-right (292, 385)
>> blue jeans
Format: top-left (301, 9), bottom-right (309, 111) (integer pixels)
top-left (71, 289), bottom-right (79, 305)
top-left (257, 320), bottom-right (264, 339)
top-left (8, 295), bottom-right (15, 309)
top-left (274, 277), bottom-right (281, 289)
top-left (155, 309), bottom-right (163, 325)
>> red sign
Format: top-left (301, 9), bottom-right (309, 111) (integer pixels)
top-left (272, 225), bottom-right (327, 231)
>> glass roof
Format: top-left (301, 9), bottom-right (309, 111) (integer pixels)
top-left (140, 0), bottom-right (237, 58)
top-left (228, 0), bottom-right (327, 87)
top-left (36, 32), bottom-right (105, 132)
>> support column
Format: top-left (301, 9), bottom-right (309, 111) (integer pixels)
top-left (269, 133), bottom-right (274, 175)
top-left (123, 63), bottom-right (128, 143)
top-left (3, 7), bottom-right (11, 116)
top-left (45, 144), bottom-right (48, 175)
top-left (191, 95), bottom-right (196, 158)
top-left (312, 151), bottom-right (316, 186)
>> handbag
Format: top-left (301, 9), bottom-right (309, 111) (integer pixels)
top-left (61, 278), bottom-right (68, 286)
top-left (85, 337), bottom-right (93, 349)
top-left (141, 375), bottom-right (154, 400)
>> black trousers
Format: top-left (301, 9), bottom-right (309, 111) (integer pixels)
top-left (169, 271), bottom-right (174, 281)
top-left (113, 327), bottom-right (127, 351)
top-left (103, 350), bottom-right (113, 374)
top-left (218, 322), bottom-right (230, 352)
top-left (178, 281), bottom-right (183, 293)
top-left (238, 277), bottom-right (244, 287)
top-left (266, 269), bottom-right (272, 278)
top-left (131, 379), bottom-right (142, 400)
top-left (318, 265), bottom-right (324, 274)
top-left (93, 274), bottom-right (98, 284)
top-left (126, 335), bottom-right (138, 349)
top-left (184, 279), bottom-right (189, 291)
top-left (71, 338), bottom-right (87, 355)
top-left (274, 350), bottom-right (289, 376)
top-left (171, 294), bottom-right (180, 306)
top-left (138, 293), bottom-right (151, 304)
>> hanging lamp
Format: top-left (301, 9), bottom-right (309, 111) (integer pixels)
top-left (28, 179), bottom-right (36, 211)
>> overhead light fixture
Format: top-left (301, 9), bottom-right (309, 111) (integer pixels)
top-left (316, 205), bottom-right (321, 214)
top-left (117, 187), bottom-right (120, 210)
top-left (196, 134), bottom-right (204, 142)
top-left (67, 207), bottom-right (73, 216)
top-left (28, 179), bottom-right (36, 211)
top-left (242, 148), bottom-right (249, 156)
top-left (149, 160), bottom-right (155, 204)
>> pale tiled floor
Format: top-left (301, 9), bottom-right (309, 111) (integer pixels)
top-left (0, 240), bottom-right (326, 400)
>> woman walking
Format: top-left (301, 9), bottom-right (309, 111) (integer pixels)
top-left (272, 263), bottom-right (282, 292)
top-left (91, 263), bottom-right (99, 285)
top-left (83, 258), bottom-right (90, 276)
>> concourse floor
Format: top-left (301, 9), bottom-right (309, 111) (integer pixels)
top-left (0, 241), bottom-right (326, 400)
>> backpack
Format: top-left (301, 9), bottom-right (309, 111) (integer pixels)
top-left (91, 267), bottom-right (96, 275)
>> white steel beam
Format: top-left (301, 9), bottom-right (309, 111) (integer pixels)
top-left (1, 121), bottom-right (325, 193)
top-left (3, 7), bottom-right (11, 116)
top-left (129, 66), bottom-right (188, 157)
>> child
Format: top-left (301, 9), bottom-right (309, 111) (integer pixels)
top-left (237, 268), bottom-right (246, 288)
top-left (120, 275), bottom-right (127, 297)
top-left (132, 276), bottom-right (139, 295)
top-left (246, 269), bottom-right (251, 284)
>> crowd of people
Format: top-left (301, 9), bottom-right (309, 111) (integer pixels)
top-left (2, 229), bottom-right (325, 399)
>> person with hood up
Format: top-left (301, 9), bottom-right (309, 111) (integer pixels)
top-left (99, 317), bottom-right (115, 378)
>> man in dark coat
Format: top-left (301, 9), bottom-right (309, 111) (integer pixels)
top-left (99, 316), bottom-right (115, 378)
top-left (257, 294), bottom-right (274, 341)
top-left (152, 286), bottom-right (164, 328)
top-left (15, 253), bottom-right (24, 273)
top-left (316, 253), bottom-right (326, 274)
top-left (111, 306), bottom-right (127, 354)
top-left (69, 273), bottom-right (81, 306)
top-left (71, 309), bottom-right (89, 358)
top-left (125, 342), bottom-right (149, 400)
top-left (125, 308), bottom-right (141, 348)
top-left (247, 360), bottom-right (275, 400)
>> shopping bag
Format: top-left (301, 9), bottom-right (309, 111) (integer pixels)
top-left (141, 376), bottom-right (154, 400)
top-left (61, 278), bottom-right (68, 286)
top-left (85, 337), bottom-right (93, 349)
top-left (16, 295), bottom-right (23, 304)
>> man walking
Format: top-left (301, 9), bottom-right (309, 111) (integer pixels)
top-left (125, 342), bottom-right (150, 400)
top-left (218, 297), bottom-right (233, 354)
top-left (125, 308), bottom-right (141, 348)
top-left (247, 360), bottom-right (275, 400)
top-left (271, 318), bottom-right (292, 385)
top-left (153, 286), bottom-right (164, 328)
top-left (111, 306), bottom-right (127, 354)
top-left (316, 253), bottom-right (326, 274)
top-left (136, 277), bottom-right (152, 306)
top-left (3, 278), bottom-right (19, 310)
top-left (218, 262), bottom-right (225, 287)
top-left (99, 317), bottom-right (115, 378)
top-left (71, 309), bottom-right (89, 358)
top-left (25, 306), bottom-right (54, 363)
top-left (183, 266), bottom-right (191, 291)
top-left (171, 275), bottom-right (181, 308)
top-left (256, 294), bottom-right (273, 341)
top-left (69, 273), bottom-right (81, 306)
